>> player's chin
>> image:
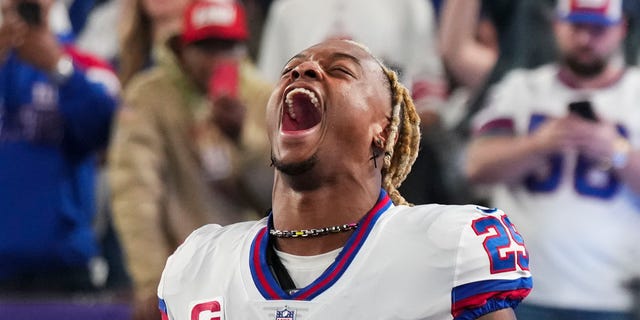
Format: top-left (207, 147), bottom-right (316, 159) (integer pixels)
top-left (271, 153), bottom-right (318, 176)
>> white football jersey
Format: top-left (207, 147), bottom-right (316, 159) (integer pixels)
top-left (472, 64), bottom-right (640, 311)
top-left (158, 190), bottom-right (532, 320)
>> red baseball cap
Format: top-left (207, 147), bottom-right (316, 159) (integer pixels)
top-left (181, 0), bottom-right (249, 45)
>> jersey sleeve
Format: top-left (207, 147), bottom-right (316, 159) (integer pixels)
top-left (450, 206), bottom-right (532, 320)
top-left (157, 224), bottom-right (224, 320)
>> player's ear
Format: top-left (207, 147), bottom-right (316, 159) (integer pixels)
top-left (371, 116), bottom-right (401, 150)
top-left (373, 134), bottom-right (385, 149)
top-left (370, 121), bottom-right (387, 149)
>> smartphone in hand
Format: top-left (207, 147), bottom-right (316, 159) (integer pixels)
top-left (208, 61), bottom-right (239, 100)
top-left (568, 101), bottom-right (598, 122)
top-left (17, 1), bottom-right (42, 26)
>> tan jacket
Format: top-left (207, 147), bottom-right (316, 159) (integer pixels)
top-left (108, 45), bottom-right (273, 300)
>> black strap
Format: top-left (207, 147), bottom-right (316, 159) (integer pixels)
top-left (266, 238), bottom-right (297, 293)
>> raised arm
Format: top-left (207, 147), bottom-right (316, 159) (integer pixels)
top-left (466, 113), bottom-right (593, 184)
top-left (466, 136), bottom-right (540, 184)
top-left (438, 0), bottom-right (497, 90)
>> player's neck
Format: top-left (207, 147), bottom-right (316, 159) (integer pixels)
top-left (273, 231), bottom-right (353, 256)
top-left (270, 180), bottom-right (380, 256)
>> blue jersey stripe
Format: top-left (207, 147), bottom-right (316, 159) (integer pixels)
top-left (250, 189), bottom-right (392, 300)
top-left (249, 227), bottom-right (287, 299)
top-left (295, 192), bottom-right (391, 300)
top-left (158, 298), bottom-right (167, 313)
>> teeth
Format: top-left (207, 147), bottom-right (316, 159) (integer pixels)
top-left (285, 88), bottom-right (319, 120)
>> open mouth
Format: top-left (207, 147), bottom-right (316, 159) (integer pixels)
top-left (282, 88), bottom-right (322, 132)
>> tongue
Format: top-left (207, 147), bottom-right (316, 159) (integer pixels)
top-left (282, 94), bottom-right (321, 132)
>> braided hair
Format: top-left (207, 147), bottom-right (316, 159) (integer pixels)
top-left (379, 67), bottom-right (421, 206)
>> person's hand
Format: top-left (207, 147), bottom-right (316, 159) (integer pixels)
top-left (0, 2), bottom-right (28, 63)
top-left (568, 115), bottom-right (624, 162)
top-left (10, 0), bottom-right (64, 72)
top-left (211, 96), bottom-right (246, 143)
top-left (132, 294), bottom-right (162, 320)
top-left (529, 116), bottom-right (582, 154)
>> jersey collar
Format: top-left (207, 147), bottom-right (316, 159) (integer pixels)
top-left (249, 189), bottom-right (392, 301)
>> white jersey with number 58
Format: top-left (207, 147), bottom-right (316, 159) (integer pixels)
top-left (472, 64), bottom-right (640, 311)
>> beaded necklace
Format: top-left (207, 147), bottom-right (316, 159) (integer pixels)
top-left (269, 223), bottom-right (359, 238)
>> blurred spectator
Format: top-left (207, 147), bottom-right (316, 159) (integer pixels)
top-left (437, 0), bottom-right (557, 138)
top-left (75, 0), bottom-right (190, 295)
top-left (437, 0), bottom-right (564, 206)
top-left (450, 0), bottom-right (640, 140)
top-left (59, 0), bottom-right (133, 294)
top-left (439, 0), bottom-right (497, 95)
top-left (434, 0), bottom-right (500, 205)
top-left (118, 0), bottom-right (190, 88)
top-left (0, 0), bottom-right (119, 293)
top-left (437, 0), bottom-right (499, 139)
top-left (467, 0), bottom-right (640, 319)
top-left (107, 1), bottom-right (272, 319)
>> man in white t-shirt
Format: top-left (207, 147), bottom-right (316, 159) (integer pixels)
top-left (467, 0), bottom-right (640, 319)
top-left (157, 39), bottom-right (532, 320)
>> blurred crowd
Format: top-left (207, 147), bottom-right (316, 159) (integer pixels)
top-left (1, 0), bottom-right (640, 319)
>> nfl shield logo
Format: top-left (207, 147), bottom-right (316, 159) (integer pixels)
top-left (275, 306), bottom-right (296, 320)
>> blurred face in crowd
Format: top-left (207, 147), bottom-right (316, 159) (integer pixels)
top-left (554, 20), bottom-right (627, 78)
top-left (266, 39), bottom-right (391, 177)
top-left (180, 39), bottom-right (243, 93)
top-left (142, 0), bottom-right (190, 22)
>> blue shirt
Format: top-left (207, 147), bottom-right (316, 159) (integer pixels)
top-left (0, 48), bottom-right (118, 278)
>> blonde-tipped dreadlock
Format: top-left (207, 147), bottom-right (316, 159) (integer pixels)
top-left (379, 67), bottom-right (421, 206)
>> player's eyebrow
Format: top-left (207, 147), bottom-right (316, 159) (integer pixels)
top-left (282, 51), bottom-right (363, 76)
top-left (284, 53), bottom-right (306, 66)
top-left (328, 52), bottom-right (362, 68)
